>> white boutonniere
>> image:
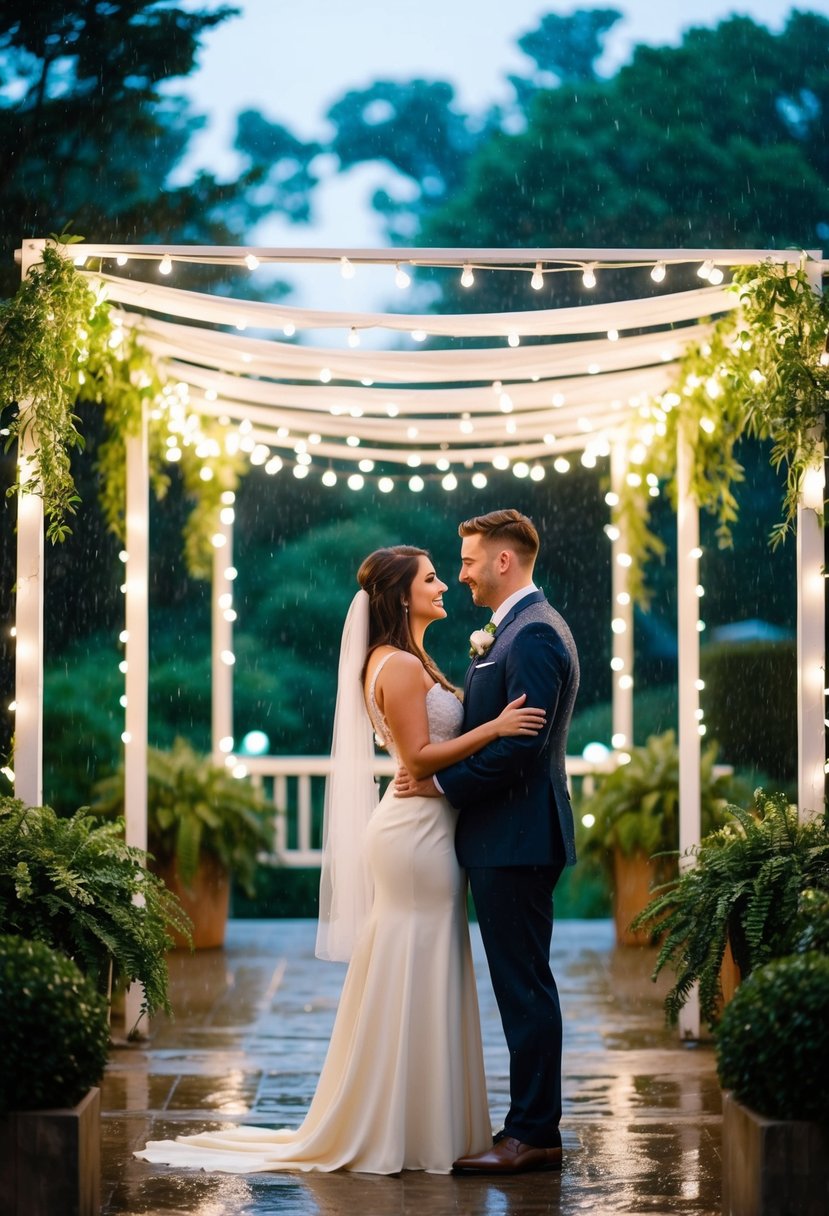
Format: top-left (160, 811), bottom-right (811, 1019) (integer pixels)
top-left (469, 621), bottom-right (497, 658)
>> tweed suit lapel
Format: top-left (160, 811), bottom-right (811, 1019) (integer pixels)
top-left (463, 590), bottom-right (545, 703)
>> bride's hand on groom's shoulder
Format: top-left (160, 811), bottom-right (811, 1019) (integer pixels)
top-left (394, 766), bottom-right (441, 799)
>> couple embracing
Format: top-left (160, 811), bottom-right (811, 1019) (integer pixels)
top-left (138, 508), bottom-right (580, 1176)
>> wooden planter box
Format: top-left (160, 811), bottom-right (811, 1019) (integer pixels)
top-left (154, 852), bottom-right (230, 949)
top-left (722, 1090), bottom-right (829, 1216)
top-left (0, 1086), bottom-right (100, 1216)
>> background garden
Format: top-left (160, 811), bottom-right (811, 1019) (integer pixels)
top-left (1, 2), bottom-right (823, 916)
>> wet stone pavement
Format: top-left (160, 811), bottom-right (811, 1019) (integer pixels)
top-left (102, 919), bottom-right (723, 1216)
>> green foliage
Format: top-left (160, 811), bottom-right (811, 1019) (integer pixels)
top-left (613, 262), bottom-right (829, 598)
top-left (0, 935), bottom-right (110, 1113)
top-left (0, 1), bottom-right (252, 297)
top-left (0, 798), bottom-right (190, 1021)
top-left (0, 241), bottom-right (93, 540)
top-left (582, 730), bottom-right (734, 862)
top-left (716, 952), bottom-right (829, 1121)
top-left (632, 792), bottom-right (829, 1027)
top-left (701, 641), bottom-right (796, 781)
top-left (91, 738), bottom-right (275, 897)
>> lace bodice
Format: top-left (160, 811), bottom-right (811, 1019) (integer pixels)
top-left (367, 652), bottom-right (463, 758)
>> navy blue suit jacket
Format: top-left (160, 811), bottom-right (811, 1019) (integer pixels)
top-left (438, 591), bottom-right (579, 869)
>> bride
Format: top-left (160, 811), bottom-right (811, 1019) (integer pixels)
top-left (136, 545), bottom-right (546, 1175)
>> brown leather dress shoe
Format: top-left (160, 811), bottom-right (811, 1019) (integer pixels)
top-left (452, 1136), bottom-right (563, 1174)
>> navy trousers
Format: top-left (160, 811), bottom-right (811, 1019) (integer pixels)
top-left (467, 862), bottom-right (565, 1148)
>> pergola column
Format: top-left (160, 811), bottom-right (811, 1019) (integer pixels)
top-left (676, 429), bottom-right (701, 1040)
top-left (211, 497), bottom-right (235, 765)
top-left (123, 407), bottom-right (149, 1034)
top-left (610, 441), bottom-right (633, 754)
top-left (13, 423), bottom-right (44, 806)
top-left (13, 242), bottom-right (46, 807)
top-left (797, 264), bottom-right (826, 821)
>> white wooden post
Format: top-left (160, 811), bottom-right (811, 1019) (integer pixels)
top-left (610, 441), bottom-right (634, 755)
top-left (676, 429), bottom-right (701, 1040)
top-left (12, 243), bottom-right (46, 807)
top-left (797, 264), bottom-right (826, 822)
top-left (123, 408), bottom-right (149, 1035)
top-left (13, 424), bottom-right (44, 806)
top-left (211, 495), bottom-right (235, 766)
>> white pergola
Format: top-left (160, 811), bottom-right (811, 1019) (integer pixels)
top-left (11, 241), bottom-right (827, 1038)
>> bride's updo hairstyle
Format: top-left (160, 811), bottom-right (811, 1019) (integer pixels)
top-left (357, 546), bottom-right (455, 693)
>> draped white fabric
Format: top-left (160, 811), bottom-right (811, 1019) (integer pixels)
top-left (71, 246), bottom-right (770, 469)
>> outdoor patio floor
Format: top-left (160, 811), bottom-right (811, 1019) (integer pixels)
top-left (101, 918), bottom-right (723, 1216)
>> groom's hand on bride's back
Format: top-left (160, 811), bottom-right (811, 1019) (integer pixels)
top-left (394, 766), bottom-right (442, 799)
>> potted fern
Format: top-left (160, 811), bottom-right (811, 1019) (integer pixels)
top-left (631, 791), bottom-right (829, 1027)
top-left (0, 796), bottom-right (191, 1025)
top-left (582, 730), bottom-right (734, 944)
top-left (0, 935), bottom-right (111, 1216)
top-left (92, 738), bottom-right (275, 948)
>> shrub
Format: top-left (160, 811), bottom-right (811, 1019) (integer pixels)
top-left (701, 641), bottom-right (796, 781)
top-left (0, 935), bottom-right (111, 1112)
top-left (716, 952), bottom-right (829, 1121)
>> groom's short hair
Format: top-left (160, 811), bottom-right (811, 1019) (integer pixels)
top-left (459, 509), bottom-right (539, 561)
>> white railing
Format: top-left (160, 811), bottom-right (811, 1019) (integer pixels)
top-left (245, 755), bottom-right (613, 867)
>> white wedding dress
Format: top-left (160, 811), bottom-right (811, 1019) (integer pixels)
top-left (136, 659), bottom-right (491, 1175)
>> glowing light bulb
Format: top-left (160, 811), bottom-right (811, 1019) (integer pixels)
top-left (319, 367), bottom-right (332, 383)
top-left (650, 261), bottom-right (666, 283)
top-left (472, 472), bottom-right (488, 489)
top-left (411, 330), bottom-right (427, 342)
top-left (378, 477), bottom-right (394, 493)
top-left (460, 264), bottom-right (474, 288)
top-left (409, 475), bottom-right (424, 492)
top-left (553, 457), bottom-right (570, 474)
top-left (347, 473), bottom-right (365, 491)
top-left (159, 254), bottom-right (173, 275)
top-left (340, 256), bottom-right (355, 279)
top-left (708, 267), bottom-right (724, 285)
top-left (582, 264), bottom-right (597, 289)
top-left (322, 470), bottom-right (337, 487)
top-left (244, 253), bottom-right (260, 270)
top-left (395, 263), bottom-right (411, 289)
top-left (530, 263), bottom-right (544, 290)
top-left (442, 473), bottom-right (458, 490)
top-left (283, 322), bottom-right (296, 337)
top-left (507, 333), bottom-right (519, 348)
top-left (116, 254), bottom-right (128, 267)
top-left (348, 327), bottom-right (360, 348)
top-left (607, 328), bottom-right (619, 341)
top-left (697, 259), bottom-right (714, 281)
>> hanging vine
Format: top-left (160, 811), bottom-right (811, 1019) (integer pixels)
top-left (0, 240), bottom-right (248, 576)
top-left (614, 260), bottom-right (829, 604)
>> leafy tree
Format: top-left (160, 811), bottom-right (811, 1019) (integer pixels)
top-left (421, 13), bottom-right (829, 311)
top-left (0, 1), bottom-right (261, 295)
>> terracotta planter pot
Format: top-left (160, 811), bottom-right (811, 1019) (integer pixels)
top-left (154, 853), bottom-right (230, 949)
top-left (719, 935), bottom-right (742, 1009)
top-left (0, 1086), bottom-right (100, 1216)
top-left (612, 848), bottom-right (664, 946)
top-left (722, 1090), bottom-right (829, 1216)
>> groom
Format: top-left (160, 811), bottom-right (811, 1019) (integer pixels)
top-left (397, 508), bottom-right (579, 1173)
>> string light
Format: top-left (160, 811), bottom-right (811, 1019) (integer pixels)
top-left (460, 264), bottom-right (475, 288)
top-left (348, 327), bottom-right (360, 348)
top-left (651, 261), bottom-right (666, 283)
top-left (708, 267), bottom-right (724, 285)
top-left (340, 256), bottom-right (355, 279)
top-left (697, 259), bottom-right (714, 281)
top-left (244, 254), bottom-right (260, 270)
top-left (322, 470), bottom-right (338, 487)
top-left (378, 477), bottom-right (394, 493)
top-left (116, 254), bottom-right (128, 267)
top-left (409, 475), bottom-right (424, 492)
top-left (394, 263), bottom-right (411, 289)
top-left (159, 254), bottom-right (173, 275)
top-left (507, 333), bottom-right (520, 348)
top-left (530, 263), bottom-right (544, 290)
top-left (283, 322), bottom-right (296, 337)
top-left (582, 264), bottom-right (597, 289)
